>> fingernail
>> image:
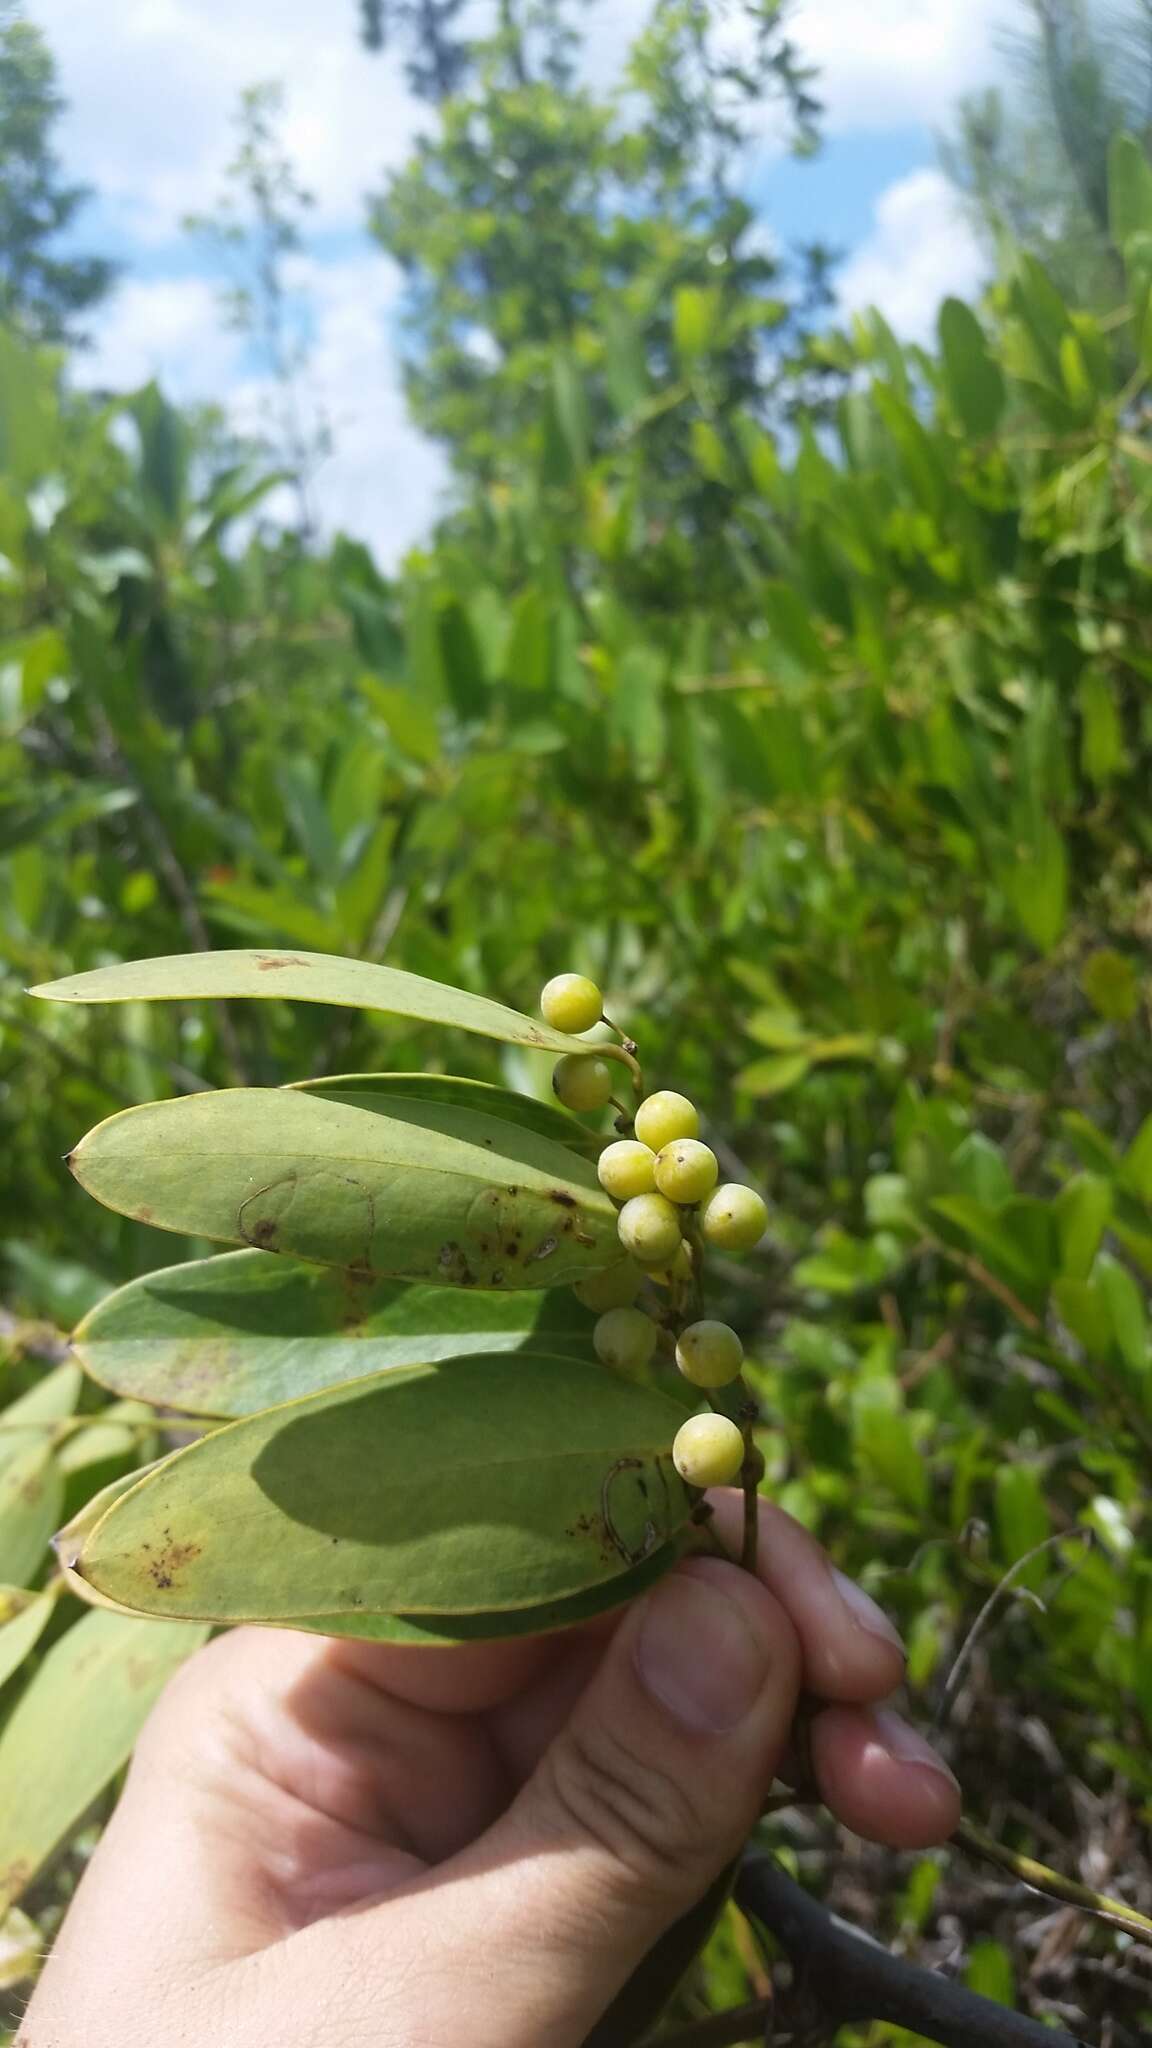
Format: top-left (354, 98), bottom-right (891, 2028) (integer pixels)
top-left (831, 1569), bottom-right (906, 1657)
top-left (636, 1569), bottom-right (770, 1735)
top-left (871, 1707), bottom-right (960, 1791)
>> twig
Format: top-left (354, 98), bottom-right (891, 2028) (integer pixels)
top-left (934, 1528), bottom-right (1093, 1730)
top-left (954, 1818), bottom-right (1152, 1946)
top-left (648, 1854), bottom-right (1089, 2048)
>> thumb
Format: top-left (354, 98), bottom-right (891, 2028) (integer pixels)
top-left (454, 1557), bottom-right (801, 2048)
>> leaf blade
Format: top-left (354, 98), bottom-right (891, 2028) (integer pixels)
top-left (30, 949), bottom-right (630, 1067)
top-left (73, 1352), bottom-right (694, 1622)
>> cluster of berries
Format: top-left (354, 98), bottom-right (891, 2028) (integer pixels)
top-left (540, 972), bottom-right (769, 1492)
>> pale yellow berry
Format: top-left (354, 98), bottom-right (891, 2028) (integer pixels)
top-left (541, 973), bottom-right (603, 1035)
top-left (598, 1138), bottom-right (657, 1201)
top-left (573, 1261), bottom-right (644, 1311)
top-left (617, 1191), bottom-right (683, 1268)
top-left (594, 1307), bottom-right (658, 1373)
top-left (552, 1055), bottom-right (613, 1113)
top-left (634, 1090), bottom-right (699, 1151)
top-left (654, 1138), bottom-right (718, 1205)
top-left (698, 1183), bottom-right (768, 1253)
top-left (672, 1413), bottom-right (745, 1488)
top-left (676, 1319), bottom-right (744, 1388)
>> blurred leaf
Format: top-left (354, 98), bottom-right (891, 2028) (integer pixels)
top-left (938, 298), bottom-right (1005, 436)
top-left (0, 1609), bottom-right (209, 1915)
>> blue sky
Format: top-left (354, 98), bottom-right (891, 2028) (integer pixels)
top-left (32, 0), bottom-right (1003, 560)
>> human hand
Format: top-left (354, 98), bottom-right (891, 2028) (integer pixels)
top-left (22, 1497), bottom-right (961, 2048)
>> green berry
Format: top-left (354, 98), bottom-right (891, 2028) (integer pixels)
top-left (598, 1138), bottom-right (657, 1201)
top-left (594, 1307), bottom-right (658, 1373)
top-left (654, 1138), bottom-right (718, 1205)
top-left (672, 1413), bottom-right (745, 1488)
top-left (541, 972), bottom-right (603, 1035)
top-left (634, 1090), bottom-right (699, 1151)
top-left (617, 1191), bottom-right (683, 1268)
top-left (698, 1182), bottom-right (768, 1253)
top-left (552, 1054), bottom-right (613, 1113)
top-left (573, 1260), bottom-right (644, 1311)
top-left (676, 1319), bottom-right (744, 1388)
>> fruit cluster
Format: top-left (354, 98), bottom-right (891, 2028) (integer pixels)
top-left (541, 972), bottom-right (769, 1493)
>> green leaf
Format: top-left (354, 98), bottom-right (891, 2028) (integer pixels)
top-left (938, 298), bottom-right (1005, 437)
top-left (70, 1352), bottom-right (694, 1624)
top-left (1009, 818), bottom-right (1067, 952)
top-left (1081, 948), bottom-right (1139, 1023)
top-left (0, 1445), bottom-right (62, 1588)
top-left (293, 1071), bottom-right (603, 1158)
top-left (1096, 1253), bottom-right (1149, 1374)
top-left (31, 949), bottom-right (632, 1070)
top-left (1109, 133), bottom-right (1152, 251)
top-left (0, 1609), bottom-right (208, 1915)
top-left (852, 1384), bottom-right (928, 1513)
top-left (735, 1052), bottom-right (812, 1096)
top-left (68, 1086), bottom-right (622, 1288)
top-left (994, 1464), bottom-right (1049, 1583)
top-left (1053, 1276), bottom-right (1112, 1357)
top-left (75, 1249), bottom-right (600, 1417)
top-left (672, 285), bottom-right (720, 364)
top-left (0, 1364), bottom-right (81, 1483)
top-left (1079, 671), bottom-right (1124, 786)
top-left (964, 1938), bottom-right (1016, 2006)
top-left (1122, 1112), bottom-right (1152, 1203)
top-left (0, 1590), bottom-right (55, 1692)
top-left (1055, 1174), bottom-right (1112, 1281)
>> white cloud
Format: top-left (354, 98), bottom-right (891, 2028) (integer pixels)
top-left (33, 0), bottom-right (423, 241)
top-left (793, 0), bottom-right (1002, 133)
top-left (837, 168), bottom-right (987, 342)
top-left (73, 258), bottom-right (448, 563)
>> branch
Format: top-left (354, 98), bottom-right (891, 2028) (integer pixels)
top-left (651, 1854), bottom-right (1089, 2048)
top-left (955, 1818), bottom-right (1152, 1945)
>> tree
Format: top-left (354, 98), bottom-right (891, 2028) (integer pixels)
top-left (185, 82), bottom-right (329, 538)
top-left (0, 1), bottom-right (115, 345)
top-left (941, 0), bottom-right (1152, 308)
top-left (366, 0), bottom-right (829, 609)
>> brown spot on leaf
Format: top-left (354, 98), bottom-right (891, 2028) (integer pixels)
top-left (527, 1235), bottom-right (558, 1263)
top-left (549, 1189), bottom-right (578, 1209)
top-left (249, 1217), bottom-right (279, 1247)
top-left (254, 954), bottom-right (311, 970)
top-left (136, 1205), bottom-right (154, 1224)
top-left (145, 1529), bottom-right (202, 1593)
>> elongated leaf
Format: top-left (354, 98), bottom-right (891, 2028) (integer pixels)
top-left (68, 1087), bottom-right (621, 1289)
top-left (0, 1444), bottom-right (62, 1587)
top-left (0, 1609), bottom-right (208, 1915)
top-left (56, 1466), bottom-right (687, 1643)
top-left (31, 948), bottom-right (631, 1069)
top-left (0, 1589), bottom-right (54, 1690)
top-left (293, 1071), bottom-right (603, 1159)
top-left (0, 1364), bottom-right (81, 1482)
top-left (71, 1352), bottom-right (694, 1623)
top-left (74, 1249), bottom-right (599, 1416)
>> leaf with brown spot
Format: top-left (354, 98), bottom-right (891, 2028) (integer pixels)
top-left (30, 949), bottom-right (633, 1070)
top-left (67, 1087), bottom-right (622, 1289)
top-left (72, 1350), bottom-right (694, 1626)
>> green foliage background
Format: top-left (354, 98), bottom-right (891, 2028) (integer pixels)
top-left (2, 2), bottom-right (1152, 2040)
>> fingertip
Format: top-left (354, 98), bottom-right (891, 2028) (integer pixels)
top-left (810, 1703), bottom-right (963, 1850)
top-left (706, 1495), bottom-right (908, 1702)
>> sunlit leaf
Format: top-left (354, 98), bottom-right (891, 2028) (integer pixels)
top-left (67, 1087), bottom-right (621, 1287)
top-left (30, 948), bottom-right (634, 1069)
